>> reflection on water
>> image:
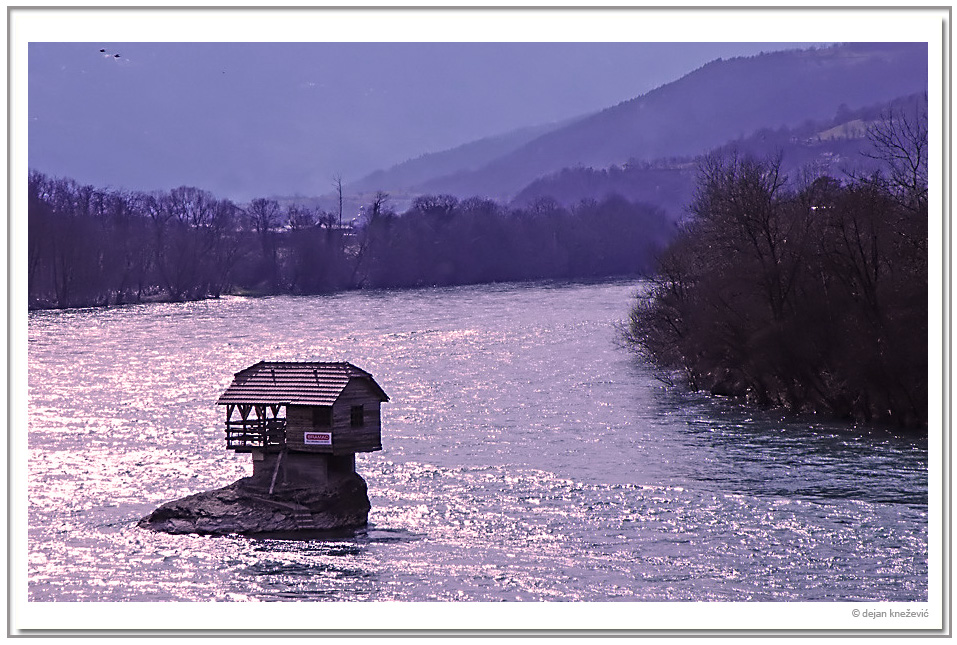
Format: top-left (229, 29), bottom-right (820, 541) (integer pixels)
top-left (27, 281), bottom-right (927, 601)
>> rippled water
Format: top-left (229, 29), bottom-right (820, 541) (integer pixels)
top-left (27, 281), bottom-right (927, 602)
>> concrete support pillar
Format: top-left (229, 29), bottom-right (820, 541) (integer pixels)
top-left (249, 451), bottom-right (356, 491)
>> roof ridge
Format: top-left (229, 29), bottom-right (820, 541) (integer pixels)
top-left (258, 360), bottom-right (354, 365)
top-left (219, 360), bottom-right (388, 406)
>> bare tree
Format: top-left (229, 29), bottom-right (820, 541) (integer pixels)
top-left (691, 151), bottom-right (794, 320)
top-left (246, 198), bottom-right (281, 236)
top-left (333, 174), bottom-right (344, 229)
top-left (287, 203), bottom-right (316, 231)
top-left (863, 96), bottom-right (928, 213)
top-left (245, 198), bottom-right (282, 291)
top-left (369, 190), bottom-right (390, 220)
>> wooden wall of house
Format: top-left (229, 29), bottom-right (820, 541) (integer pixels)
top-left (285, 379), bottom-right (383, 455)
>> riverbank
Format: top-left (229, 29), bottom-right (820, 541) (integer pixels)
top-left (27, 274), bottom-right (647, 311)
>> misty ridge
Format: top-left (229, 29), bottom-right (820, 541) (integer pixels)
top-left (348, 42), bottom-right (926, 205)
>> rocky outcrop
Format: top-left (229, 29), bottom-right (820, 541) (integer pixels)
top-left (138, 472), bottom-right (371, 536)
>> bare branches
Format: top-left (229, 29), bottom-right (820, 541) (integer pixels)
top-left (863, 96), bottom-right (928, 213)
top-left (628, 150), bottom-right (927, 427)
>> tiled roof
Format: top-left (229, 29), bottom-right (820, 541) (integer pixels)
top-left (216, 361), bottom-right (389, 406)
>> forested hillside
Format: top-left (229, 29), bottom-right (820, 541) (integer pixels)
top-left (511, 93), bottom-right (925, 217)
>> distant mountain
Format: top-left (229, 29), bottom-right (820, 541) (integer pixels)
top-left (358, 42), bottom-right (926, 203)
top-left (510, 92), bottom-right (926, 219)
top-left (347, 119), bottom-right (574, 195)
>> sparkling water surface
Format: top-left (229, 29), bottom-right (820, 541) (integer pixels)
top-left (27, 281), bottom-right (927, 602)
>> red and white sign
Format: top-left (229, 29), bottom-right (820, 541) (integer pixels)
top-left (304, 432), bottom-right (332, 446)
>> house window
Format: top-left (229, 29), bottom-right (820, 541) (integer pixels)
top-left (350, 405), bottom-right (364, 428)
top-left (313, 406), bottom-right (333, 427)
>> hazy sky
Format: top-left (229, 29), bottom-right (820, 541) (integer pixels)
top-left (29, 42), bottom-right (821, 202)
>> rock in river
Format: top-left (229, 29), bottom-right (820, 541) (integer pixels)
top-left (138, 472), bottom-right (371, 536)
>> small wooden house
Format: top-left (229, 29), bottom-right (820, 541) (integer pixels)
top-left (217, 361), bottom-right (389, 490)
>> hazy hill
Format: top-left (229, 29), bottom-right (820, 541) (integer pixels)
top-left (511, 92), bottom-right (926, 219)
top-left (347, 119), bottom-right (572, 195)
top-left (359, 42), bottom-right (926, 202)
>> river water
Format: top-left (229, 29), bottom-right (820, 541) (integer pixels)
top-left (25, 280), bottom-right (927, 605)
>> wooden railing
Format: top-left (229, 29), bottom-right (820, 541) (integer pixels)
top-left (225, 418), bottom-right (286, 452)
